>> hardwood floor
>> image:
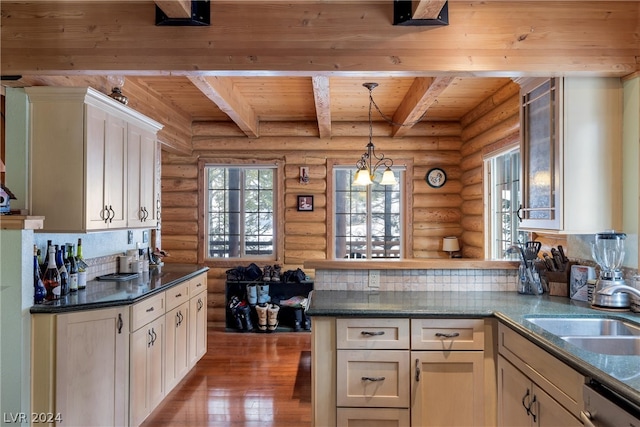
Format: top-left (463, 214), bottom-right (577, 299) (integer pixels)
top-left (141, 326), bottom-right (312, 427)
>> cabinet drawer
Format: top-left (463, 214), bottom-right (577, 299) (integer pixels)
top-left (336, 318), bottom-right (410, 350)
top-left (165, 282), bottom-right (190, 311)
top-left (337, 349), bottom-right (409, 408)
top-left (337, 407), bottom-right (410, 427)
top-left (189, 274), bottom-right (207, 296)
top-left (131, 292), bottom-right (165, 331)
top-left (411, 319), bottom-right (484, 350)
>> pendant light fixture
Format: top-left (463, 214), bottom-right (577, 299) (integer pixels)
top-left (353, 83), bottom-right (397, 186)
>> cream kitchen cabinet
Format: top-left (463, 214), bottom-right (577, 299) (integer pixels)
top-left (127, 123), bottom-right (159, 228)
top-left (25, 86), bottom-right (162, 232)
top-left (164, 281), bottom-right (190, 391)
top-left (188, 273), bottom-right (208, 367)
top-left (130, 292), bottom-right (166, 427)
top-left (497, 323), bottom-right (584, 426)
top-left (31, 306), bottom-right (130, 427)
top-left (410, 319), bottom-right (485, 427)
top-left (515, 77), bottom-right (622, 233)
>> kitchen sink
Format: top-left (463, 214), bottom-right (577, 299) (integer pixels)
top-left (525, 317), bottom-right (640, 356)
top-left (561, 337), bottom-right (640, 356)
top-left (526, 317), bottom-right (640, 337)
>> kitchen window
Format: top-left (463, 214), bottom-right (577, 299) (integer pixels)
top-left (203, 163), bottom-right (280, 260)
top-left (485, 148), bottom-right (529, 259)
top-left (332, 166), bottom-right (404, 259)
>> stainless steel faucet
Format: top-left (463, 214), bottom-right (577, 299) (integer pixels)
top-left (597, 284), bottom-right (640, 299)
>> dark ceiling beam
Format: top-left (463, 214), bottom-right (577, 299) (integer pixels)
top-left (311, 76), bottom-right (332, 139)
top-left (188, 76), bottom-right (259, 138)
top-left (391, 76), bottom-right (455, 137)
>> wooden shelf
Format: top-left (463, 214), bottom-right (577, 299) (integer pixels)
top-left (0, 215), bottom-right (45, 230)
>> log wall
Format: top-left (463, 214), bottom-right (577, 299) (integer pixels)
top-left (162, 82), bottom-right (522, 325)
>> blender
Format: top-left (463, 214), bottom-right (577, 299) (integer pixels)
top-left (591, 231), bottom-right (629, 309)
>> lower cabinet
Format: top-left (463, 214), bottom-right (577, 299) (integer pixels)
top-left (130, 293), bottom-right (166, 427)
top-left (31, 271), bottom-right (209, 427)
top-left (330, 317), bottom-right (485, 427)
top-left (31, 306), bottom-right (130, 427)
top-left (497, 324), bottom-right (584, 427)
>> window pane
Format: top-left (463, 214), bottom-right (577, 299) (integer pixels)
top-left (334, 166), bottom-right (403, 259)
top-left (205, 166), bottom-right (275, 259)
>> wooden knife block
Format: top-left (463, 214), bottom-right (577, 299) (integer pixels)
top-left (544, 262), bottom-right (575, 297)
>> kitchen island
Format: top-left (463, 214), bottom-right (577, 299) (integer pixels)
top-left (307, 290), bottom-right (640, 426)
top-left (30, 263), bottom-right (209, 427)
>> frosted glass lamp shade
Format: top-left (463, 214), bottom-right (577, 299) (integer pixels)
top-left (353, 169), bottom-right (373, 186)
top-left (380, 167), bottom-right (397, 185)
top-left (443, 236), bottom-right (460, 255)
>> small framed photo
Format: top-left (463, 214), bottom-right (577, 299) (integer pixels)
top-left (297, 195), bottom-right (314, 211)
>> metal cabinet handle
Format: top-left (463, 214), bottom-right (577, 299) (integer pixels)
top-left (529, 395), bottom-right (537, 422)
top-left (197, 298), bottom-right (203, 311)
top-left (108, 205), bottom-right (115, 223)
top-left (117, 313), bottom-right (123, 334)
top-left (522, 388), bottom-right (531, 415)
top-left (151, 328), bottom-right (157, 345)
top-left (361, 331), bottom-right (385, 336)
top-left (146, 306), bottom-right (154, 313)
top-left (147, 329), bottom-right (153, 348)
top-left (361, 376), bottom-right (385, 382)
top-left (517, 204), bottom-right (523, 223)
top-left (102, 205), bottom-right (109, 223)
top-left (435, 332), bottom-right (460, 339)
top-left (415, 358), bottom-right (421, 382)
top-left (175, 293), bottom-right (182, 298)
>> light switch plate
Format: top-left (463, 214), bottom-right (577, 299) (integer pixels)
top-left (127, 230), bottom-right (133, 245)
top-left (142, 230), bottom-right (149, 244)
top-left (369, 270), bottom-right (380, 288)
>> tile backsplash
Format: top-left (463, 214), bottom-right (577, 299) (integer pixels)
top-left (314, 269), bottom-right (519, 292)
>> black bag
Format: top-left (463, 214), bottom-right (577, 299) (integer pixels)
top-left (283, 268), bottom-right (306, 283)
top-left (226, 263), bottom-right (263, 282)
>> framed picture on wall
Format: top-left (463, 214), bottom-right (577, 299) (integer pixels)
top-left (297, 195), bottom-right (314, 211)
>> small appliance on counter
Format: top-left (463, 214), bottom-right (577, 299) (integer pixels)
top-left (590, 230), bottom-right (629, 310)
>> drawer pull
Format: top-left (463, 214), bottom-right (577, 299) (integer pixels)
top-left (435, 332), bottom-right (460, 339)
top-left (146, 307), bottom-right (154, 313)
top-left (361, 376), bottom-right (385, 382)
top-left (117, 313), bottom-right (123, 334)
top-left (415, 358), bottom-right (421, 382)
top-left (175, 293), bottom-right (182, 298)
top-left (361, 331), bottom-right (385, 336)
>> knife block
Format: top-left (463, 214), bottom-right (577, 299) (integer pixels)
top-left (544, 262), bottom-right (575, 297)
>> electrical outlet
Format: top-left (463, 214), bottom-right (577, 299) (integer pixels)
top-left (127, 230), bottom-right (133, 245)
top-left (369, 270), bottom-right (380, 288)
top-left (142, 230), bottom-right (149, 244)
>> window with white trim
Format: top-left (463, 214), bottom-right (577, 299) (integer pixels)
top-left (333, 166), bottom-right (404, 259)
top-left (204, 165), bottom-right (276, 259)
top-left (485, 148), bottom-right (529, 259)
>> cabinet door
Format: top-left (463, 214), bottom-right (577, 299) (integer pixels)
top-left (104, 113), bottom-right (128, 228)
top-left (518, 77), bottom-right (562, 231)
top-left (130, 316), bottom-right (165, 427)
top-left (165, 302), bottom-right (190, 391)
top-left (189, 289), bottom-right (208, 367)
top-left (85, 104), bottom-right (110, 230)
top-left (55, 307), bottom-right (129, 427)
top-left (337, 408), bottom-right (410, 427)
top-left (411, 351), bottom-right (484, 427)
top-left (127, 123), bottom-right (157, 228)
top-left (534, 384), bottom-right (582, 427)
top-left (497, 356), bottom-right (533, 427)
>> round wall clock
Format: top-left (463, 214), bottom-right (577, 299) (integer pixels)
top-left (426, 168), bottom-right (447, 188)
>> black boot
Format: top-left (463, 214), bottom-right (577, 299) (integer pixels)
top-left (240, 304), bottom-right (254, 332)
top-left (302, 310), bottom-right (311, 331)
top-left (293, 308), bottom-right (303, 332)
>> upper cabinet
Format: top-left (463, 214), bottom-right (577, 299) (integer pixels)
top-left (516, 77), bottom-right (622, 234)
top-left (26, 87), bottom-right (163, 232)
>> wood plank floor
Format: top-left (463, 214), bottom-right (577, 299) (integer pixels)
top-left (141, 327), bottom-right (312, 427)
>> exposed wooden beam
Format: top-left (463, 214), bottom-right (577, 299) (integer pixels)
top-left (412, 0), bottom-right (447, 20)
top-left (391, 76), bottom-right (455, 137)
top-left (155, 0), bottom-right (191, 18)
top-left (311, 76), bottom-right (331, 139)
top-left (188, 76), bottom-right (259, 138)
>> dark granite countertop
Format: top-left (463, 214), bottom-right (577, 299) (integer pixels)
top-left (307, 290), bottom-right (640, 409)
top-left (31, 263), bottom-right (209, 314)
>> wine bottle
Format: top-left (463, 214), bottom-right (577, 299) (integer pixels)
top-left (56, 244), bottom-right (69, 296)
top-left (67, 243), bottom-right (78, 292)
top-left (42, 246), bottom-right (61, 301)
top-left (33, 245), bottom-right (46, 304)
top-left (76, 238), bottom-right (88, 290)
top-left (40, 239), bottom-right (52, 276)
